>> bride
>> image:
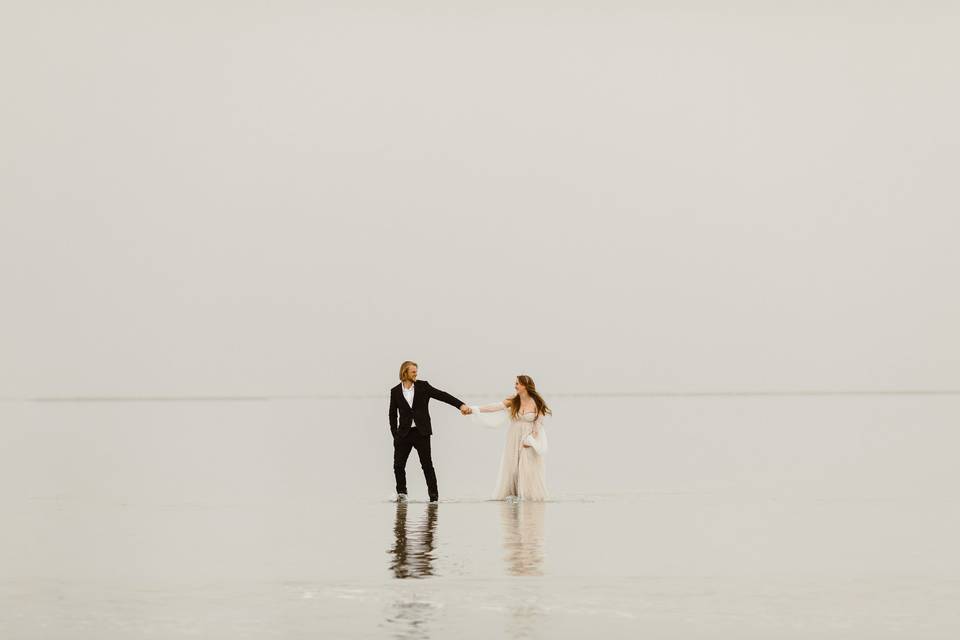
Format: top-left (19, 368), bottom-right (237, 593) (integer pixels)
top-left (471, 375), bottom-right (551, 501)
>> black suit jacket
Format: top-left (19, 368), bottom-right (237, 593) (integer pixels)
top-left (389, 380), bottom-right (464, 437)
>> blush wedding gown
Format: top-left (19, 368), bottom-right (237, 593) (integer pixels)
top-left (472, 404), bottom-right (549, 501)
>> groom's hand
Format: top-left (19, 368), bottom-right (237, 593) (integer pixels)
top-left (460, 404), bottom-right (472, 415)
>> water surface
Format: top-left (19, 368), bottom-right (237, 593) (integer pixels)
top-left (2, 395), bottom-right (958, 637)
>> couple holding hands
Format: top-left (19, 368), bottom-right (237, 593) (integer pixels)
top-left (389, 361), bottom-right (550, 503)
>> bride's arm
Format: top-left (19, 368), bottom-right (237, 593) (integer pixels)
top-left (473, 398), bottom-right (511, 413)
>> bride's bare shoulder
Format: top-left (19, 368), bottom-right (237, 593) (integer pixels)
top-left (502, 397), bottom-right (512, 407)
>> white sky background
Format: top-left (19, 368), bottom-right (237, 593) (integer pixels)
top-left (2, 2), bottom-right (958, 398)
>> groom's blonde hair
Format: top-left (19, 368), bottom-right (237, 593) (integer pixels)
top-left (399, 360), bottom-right (419, 382)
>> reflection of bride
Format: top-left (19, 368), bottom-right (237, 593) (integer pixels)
top-left (500, 501), bottom-right (546, 576)
top-left (471, 375), bottom-right (550, 501)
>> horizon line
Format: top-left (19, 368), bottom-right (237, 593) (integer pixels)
top-left (3, 389), bottom-right (960, 403)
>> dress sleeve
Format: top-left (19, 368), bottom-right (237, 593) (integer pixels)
top-left (469, 402), bottom-right (510, 429)
top-left (522, 415), bottom-right (549, 455)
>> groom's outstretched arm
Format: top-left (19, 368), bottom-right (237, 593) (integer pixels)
top-left (425, 381), bottom-right (466, 411)
top-left (388, 392), bottom-right (398, 436)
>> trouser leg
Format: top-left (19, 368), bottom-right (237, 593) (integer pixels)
top-left (412, 432), bottom-right (438, 501)
top-left (393, 434), bottom-right (414, 494)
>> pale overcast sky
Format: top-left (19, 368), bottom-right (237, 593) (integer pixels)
top-left (2, 2), bottom-right (958, 398)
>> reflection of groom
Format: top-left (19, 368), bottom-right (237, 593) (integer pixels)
top-left (389, 361), bottom-right (471, 502)
top-left (389, 502), bottom-right (438, 578)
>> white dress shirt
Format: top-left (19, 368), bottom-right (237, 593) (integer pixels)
top-left (401, 382), bottom-right (415, 409)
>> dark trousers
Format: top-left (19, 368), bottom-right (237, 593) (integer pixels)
top-left (393, 429), bottom-right (438, 500)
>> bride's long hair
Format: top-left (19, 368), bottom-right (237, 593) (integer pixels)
top-left (509, 374), bottom-right (552, 419)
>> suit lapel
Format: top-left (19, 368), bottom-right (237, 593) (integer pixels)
top-left (397, 383), bottom-right (419, 412)
top-left (411, 381), bottom-right (426, 409)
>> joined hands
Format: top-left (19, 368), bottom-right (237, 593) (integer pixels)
top-left (460, 404), bottom-right (473, 415)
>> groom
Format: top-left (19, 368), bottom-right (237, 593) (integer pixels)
top-left (389, 361), bottom-right (471, 502)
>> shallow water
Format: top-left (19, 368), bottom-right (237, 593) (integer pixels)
top-left (2, 396), bottom-right (959, 637)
